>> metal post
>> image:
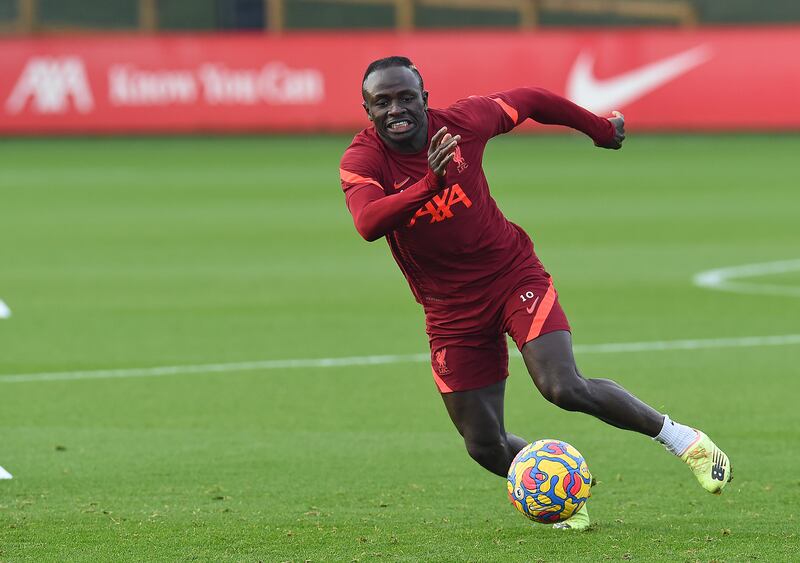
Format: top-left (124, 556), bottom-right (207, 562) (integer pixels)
top-left (396, 0), bottom-right (414, 31)
top-left (139, 0), bottom-right (158, 32)
top-left (519, 0), bottom-right (538, 27)
top-left (266, 0), bottom-right (285, 32)
top-left (18, 0), bottom-right (37, 33)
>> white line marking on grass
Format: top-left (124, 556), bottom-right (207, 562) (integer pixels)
top-left (2, 333), bottom-right (799, 384)
top-left (694, 259), bottom-right (800, 297)
top-left (0, 466), bottom-right (12, 479)
top-left (0, 353), bottom-right (430, 384)
top-left (0, 299), bottom-right (11, 319)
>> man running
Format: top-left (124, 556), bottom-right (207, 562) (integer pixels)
top-left (338, 56), bottom-right (731, 529)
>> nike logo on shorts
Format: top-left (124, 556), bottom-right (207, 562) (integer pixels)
top-left (526, 296), bottom-right (540, 314)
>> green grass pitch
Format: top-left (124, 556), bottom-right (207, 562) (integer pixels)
top-left (1, 133), bottom-right (799, 561)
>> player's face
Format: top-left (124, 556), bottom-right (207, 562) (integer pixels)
top-left (362, 66), bottom-right (429, 153)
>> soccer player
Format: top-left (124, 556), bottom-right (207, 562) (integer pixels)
top-left (339, 56), bottom-right (731, 529)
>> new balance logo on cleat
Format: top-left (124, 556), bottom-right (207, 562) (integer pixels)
top-left (711, 450), bottom-right (726, 481)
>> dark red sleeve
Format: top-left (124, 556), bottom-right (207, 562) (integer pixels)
top-left (340, 148), bottom-right (442, 242)
top-left (453, 88), bottom-right (616, 147)
top-left (493, 87), bottom-right (616, 146)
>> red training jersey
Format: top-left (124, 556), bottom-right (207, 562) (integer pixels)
top-left (339, 87), bottom-right (615, 316)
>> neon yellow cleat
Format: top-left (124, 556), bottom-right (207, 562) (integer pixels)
top-left (553, 503), bottom-right (590, 531)
top-left (680, 431), bottom-right (732, 494)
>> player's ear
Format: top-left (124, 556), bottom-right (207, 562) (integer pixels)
top-left (362, 100), bottom-right (373, 121)
top-left (422, 90), bottom-right (429, 110)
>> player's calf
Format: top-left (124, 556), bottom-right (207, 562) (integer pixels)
top-left (528, 362), bottom-right (612, 416)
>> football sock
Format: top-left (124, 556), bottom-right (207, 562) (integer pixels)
top-left (654, 415), bottom-right (698, 456)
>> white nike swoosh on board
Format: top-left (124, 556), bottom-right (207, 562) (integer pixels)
top-left (566, 45), bottom-right (712, 114)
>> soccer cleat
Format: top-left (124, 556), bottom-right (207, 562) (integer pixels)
top-left (552, 503), bottom-right (590, 531)
top-left (680, 431), bottom-right (732, 494)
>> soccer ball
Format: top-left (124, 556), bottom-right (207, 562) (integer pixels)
top-left (507, 439), bottom-right (592, 523)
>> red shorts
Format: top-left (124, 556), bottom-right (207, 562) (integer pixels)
top-left (426, 267), bottom-right (570, 393)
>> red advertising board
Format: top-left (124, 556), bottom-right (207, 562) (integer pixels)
top-left (1, 28), bottom-right (799, 134)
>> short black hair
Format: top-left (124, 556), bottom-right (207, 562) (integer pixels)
top-left (362, 56), bottom-right (424, 98)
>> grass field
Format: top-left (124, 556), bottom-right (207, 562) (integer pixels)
top-left (1, 133), bottom-right (799, 561)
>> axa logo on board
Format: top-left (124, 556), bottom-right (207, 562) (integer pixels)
top-left (5, 56), bottom-right (94, 114)
top-left (5, 56), bottom-right (325, 114)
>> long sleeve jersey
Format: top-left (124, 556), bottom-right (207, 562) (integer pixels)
top-left (339, 87), bottom-right (615, 308)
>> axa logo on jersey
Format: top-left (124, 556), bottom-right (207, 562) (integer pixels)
top-left (408, 184), bottom-right (473, 227)
top-left (5, 56), bottom-right (94, 115)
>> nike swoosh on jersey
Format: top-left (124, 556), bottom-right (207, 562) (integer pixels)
top-left (566, 45), bottom-right (712, 114)
top-left (393, 177), bottom-right (411, 190)
top-left (525, 296), bottom-right (540, 314)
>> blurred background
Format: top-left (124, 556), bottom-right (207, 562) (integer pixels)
top-left (2, 2), bottom-right (800, 560)
top-left (1, 0), bottom-right (800, 32)
top-left (1, 0), bottom-right (800, 135)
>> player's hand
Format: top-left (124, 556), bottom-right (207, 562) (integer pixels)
top-left (601, 110), bottom-right (625, 150)
top-left (428, 126), bottom-right (461, 177)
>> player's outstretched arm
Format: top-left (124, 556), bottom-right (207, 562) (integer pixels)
top-left (494, 87), bottom-right (624, 149)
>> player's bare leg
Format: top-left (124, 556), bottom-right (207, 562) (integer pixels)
top-left (440, 380), bottom-right (527, 477)
top-left (522, 331), bottom-right (663, 435)
top-left (522, 330), bottom-right (732, 494)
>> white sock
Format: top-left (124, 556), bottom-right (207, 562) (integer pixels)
top-left (654, 415), bottom-right (699, 456)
